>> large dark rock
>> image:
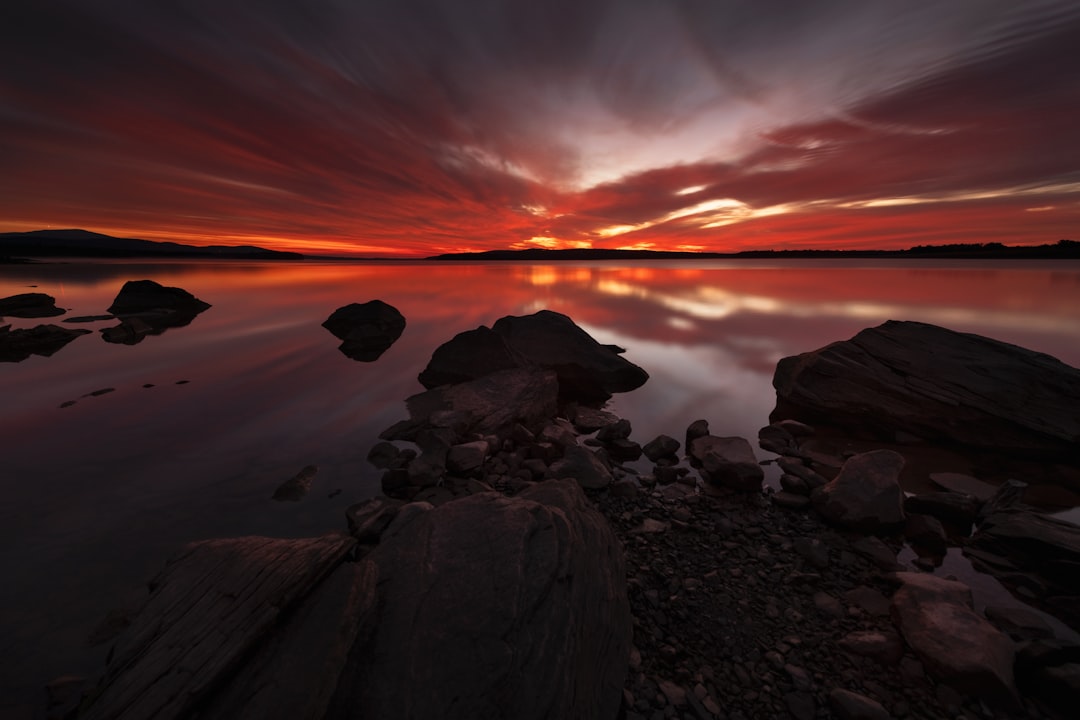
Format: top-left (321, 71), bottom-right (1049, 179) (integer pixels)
top-left (102, 279), bottom-right (211, 344)
top-left (0, 292), bottom-right (65, 318)
top-left (811, 450), bottom-right (906, 532)
top-left (417, 310), bottom-right (648, 402)
top-left (771, 320), bottom-right (1080, 469)
top-left (322, 300), bottom-right (406, 361)
top-left (0, 323), bottom-right (90, 362)
top-left (688, 435), bottom-right (763, 492)
top-left (889, 572), bottom-right (1019, 710)
top-left (328, 480), bottom-right (631, 720)
top-left (966, 509), bottom-right (1080, 631)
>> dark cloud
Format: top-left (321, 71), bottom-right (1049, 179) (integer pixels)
top-left (1, 0), bottom-right (1077, 254)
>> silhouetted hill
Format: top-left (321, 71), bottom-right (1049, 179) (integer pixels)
top-left (428, 240), bottom-right (1080, 261)
top-left (0, 229), bottom-right (304, 260)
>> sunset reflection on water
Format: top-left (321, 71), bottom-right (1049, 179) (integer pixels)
top-left (1, 258), bottom-right (1079, 706)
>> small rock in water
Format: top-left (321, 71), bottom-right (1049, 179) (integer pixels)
top-left (142, 383), bottom-right (155, 389)
top-left (272, 464), bottom-right (318, 502)
top-left (83, 388), bottom-right (115, 397)
top-left (59, 400), bottom-right (76, 409)
top-left (176, 380), bottom-right (190, 385)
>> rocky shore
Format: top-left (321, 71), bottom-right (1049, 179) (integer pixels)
top-left (56, 312), bottom-right (1079, 720)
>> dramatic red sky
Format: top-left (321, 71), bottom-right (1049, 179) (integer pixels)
top-left (2, 1), bottom-right (1078, 257)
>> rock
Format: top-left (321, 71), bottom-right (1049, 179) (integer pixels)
top-left (322, 300), bottom-right (406, 361)
top-left (595, 418), bottom-right (632, 443)
top-left (785, 691), bottom-right (817, 720)
top-left (984, 605), bottom-right (1055, 641)
top-left (811, 450), bottom-right (906, 532)
top-left (777, 457), bottom-right (828, 489)
top-left (929, 472), bottom-right (997, 503)
top-left (684, 419), bottom-right (709, 453)
top-left (904, 513), bottom-right (948, 556)
top-left (0, 292), bottom-right (65, 318)
top-left (813, 591), bottom-right (844, 619)
top-left (889, 572), bottom-right (1019, 709)
top-left (850, 536), bottom-right (902, 571)
top-left (102, 279), bottom-right (211, 344)
top-left (758, 423), bottom-right (796, 455)
top-left (904, 492), bottom-right (979, 531)
top-left (1014, 640), bottom-right (1080, 718)
top-left (772, 320), bottom-right (1080, 471)
top-left (793, 537), bottom-right (830, 569)
top-left (548, 445), bottom-right (613, 489)
top-left (367, 441), bottom-right (403, 470)
top-left (779, 473), bottom-right (808, 495)
top-left (271, 464), bottom-right (318, 501)
top-left (838, 630), bottom-right (905, 665)
top-left (631, 518), bottom-right (669, 534)
top-left (63, 314), bottom-right (115, 323)
top-left (642, 435), bottom-right (680, 462)
top-left (610, 478), bottom-right (639, 499)
top-left (0, 323), bottom-right (90, 362)
top-left (417, 310), bottom-right (647, 402)
top-left (345, 496), bottom-right (404, 543)
top-left (656, 679), bottom-right (687, 708)
top-left (844, 586), bottom-right (891, 617)
top-left (966, 508), bottom-right (1080, 630)
top-left (689, 435), bottom-right (763, 491)
top-left (383, 367), bottom-right (559, 441)
top-left (828, 688), bottom-right (891, 720)
top-left (538, 421), bottom-right (578, 449)
top-left (446, 440), bottom-right (489, 474)
top-left (572, 407), bottom-right (619, 433)
top-left (329, 480), bottom-right (630, 720)
top-left (604, 438), bottom-right (642, 462)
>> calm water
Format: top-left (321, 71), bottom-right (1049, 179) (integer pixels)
top-left (2, 258), bottom-right (1080, 711)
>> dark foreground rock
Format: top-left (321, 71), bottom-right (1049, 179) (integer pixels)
top-left (0, 292), bottom-right (65, 318)
top-left (0, 323), bottom-right (90, 362)
top-left (76, 481), bottom-right (629, 720)
top-left (321, 300), bottom-right (406, 361)
top-left (418, 309), bottom-right (648, 402)
top-left (771, 320), bottom-right (1080, 477)
top-left (811, 450), bottom-right (907, 533)
top-left (101, 279), bottom-right (211, 345)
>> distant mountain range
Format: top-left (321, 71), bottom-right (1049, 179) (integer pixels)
top-left (0, 229), bottom-right (304, 260)
top-left (429, 239), bottom-right (1080, 261)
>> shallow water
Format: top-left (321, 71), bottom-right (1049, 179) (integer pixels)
top-left (2, 258), bottom-right (1079, 710)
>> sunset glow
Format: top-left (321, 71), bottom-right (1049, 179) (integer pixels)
top-left (2, 1), bottom-right (1078, 256)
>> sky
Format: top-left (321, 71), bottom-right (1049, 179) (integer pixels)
top-left (2, 0), bottom-right (1079, 257)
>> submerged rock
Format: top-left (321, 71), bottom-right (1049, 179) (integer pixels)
top-left (771, 320), bottom-right (1080, 479)
top-left (271, 464), bottom-right (318, 502)
top-left (0, 292), bottom-right (65, 318)
top-left (417, 309), bottom-right (648, 403)
top-left (0, 323), bottom-right (90, 362)
top-left (322, 300), bottom-right (406, 361)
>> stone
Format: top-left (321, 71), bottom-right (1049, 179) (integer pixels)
top-left (329, 480), bottom-right (631, 720)
top-left (777, 457), bottom-right (828, 489)
top-left (903, 492), bottom-right (979, 531)
top-left (548, 445), bottom-right (613, 489)
top-left (772, 491), bottom-right (810, 510)
top-left (596, 418), bottom-right (632, 443)
top-left (967, 508), bottom-right (1080, 630)
top-left (684, 419), bottom-right (709, 454)
top-left (0, 323), bottom-right (90, 362)
top-left (904, 514), bottom-right (948, 556)
top-left (383, 367), bottom-right (559, 441)
top-left (689, 435), bottom-right (763, 492)
top-left (345, 496), bottom-right (404, 543)
top-left (0, 292), bottom-right (65, 318)
top-left (929, 472), bottom-right (997, 503)
top-left (418, 310), bottom-right (648, 402)
top-left (322, 300), bottom-right (406, 361)
top-left (758, 423), bottom-right (796, 455)
top-left (101, 279), bottom-right (211, 344)
top-left (446, 440), bottom-right (489, 474)
top-left (779, 473), bottom-right (808, 495)
top-left (366, 441), bottom-right (402, 470)
top-left (793, 537), bottom-right (829, 569)
top-left (642, 434), bottom-right (680, 462)
top-left (813, 591), bottom-right (844, 619)
top-left (844, 586), bottom-right (891, 617)
top-left (889, 572), bottom-right (1019, 709)
top-left (811, 450), bottom-right (906, 532)
top-left (850, 536), bottom-right (902, 571)
top-left (785, 691), bottom-right (816, 720)
top-left (572, 407), bottom-right (619, 433)
top-left (271, 465), bottom-right (318, 501)
top-left (656, 679), bottom-right (687, 707)
top-left (772, 320), bottom-right (1080, 474)
top-left (984, 605), bottom-right (1055, 641)
top-left (605, 438), bottom-right (642, 462)
top-left (610, 478), bottom-right (640, 499)
top-left (838, 630), bottom-right (905, 665)
top-left (538, 421), bottom-right (578, 449)
top-left (828, 688), bottom-right (891, 720)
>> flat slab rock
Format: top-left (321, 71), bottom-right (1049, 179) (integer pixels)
top-left (82, 533), bottom-right (356, 720)
top-left (771, 320), bottom-right (1080, 468)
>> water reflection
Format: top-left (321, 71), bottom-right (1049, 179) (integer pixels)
top-left (0, 258), bottom-right (1079, 708)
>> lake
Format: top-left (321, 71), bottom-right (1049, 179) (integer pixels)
top-left (2, 258), bottom-right (1080, 711)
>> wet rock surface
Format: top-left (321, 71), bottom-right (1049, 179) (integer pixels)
top-left (102, 279), bottom-right (211, 344)
top-left (0, 292), bottom-right (65, 318)
top-left (0, 323), bottom-right (90, 362)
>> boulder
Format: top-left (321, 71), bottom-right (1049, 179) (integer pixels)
top-left (689, 435), bottom-right (763, 491)
top-left (0, 292), bottom-right (65, 318)
top-left (346, 496), bottom-right (404, 543)
top-left (322, 300), bottom-right (406, 361)
top-left (102, 279), bottom-right (211, 344)
top-left (904, 513), bottom-right (948, 556)
top-left (0, 323), bottom-right (90, 362)
top-left (838, 630), bottom-right (904, 665)
top-left (418, 310), bottom-right (648, 402)
top-left (446, 440), bottom-right (489, 474)
top-left (548, 445), bottom-right (614, 489)
top-left (827, 689), bottom-right (890, 720)
top-left (811, 450), bottom-right (906, 532)
top-left (889, 572), bottom-right (1019, 709)
top-left (382, 367), bottom-right (559, 442)
top-left (328, 480), bottom-right (631, 720)
top-left (904, 491), bottom-right (979, 531)
top-left (642, 434), bottom-right (680, 462)
top-left (771, 320), bottom-right (1080, 471)
top-left (966, 509), bottom-right (1080, 630)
